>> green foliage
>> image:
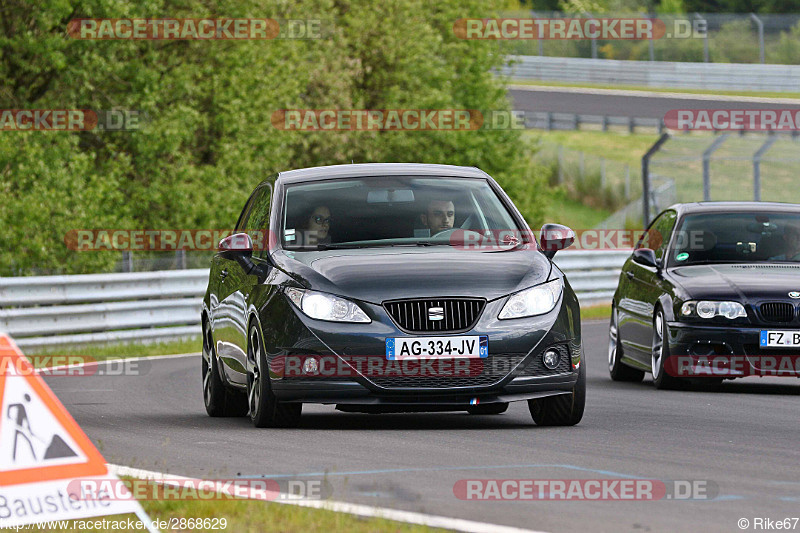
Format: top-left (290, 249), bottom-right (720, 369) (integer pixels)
top-left (0, 0), bottom-right (552, 275)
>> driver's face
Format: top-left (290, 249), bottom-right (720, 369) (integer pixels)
top-left (422, 201), bottom-right (455, 234)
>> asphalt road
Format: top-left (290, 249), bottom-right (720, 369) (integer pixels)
top-left (46, 321), bottom-right (800, 533)
top-left (509, 86), bottom-right (800, 119)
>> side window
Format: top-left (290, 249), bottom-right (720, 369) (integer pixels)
top-left (640, 211), bottom-right (677, 260)
top-left (244, 183), bottom-right (272, 258)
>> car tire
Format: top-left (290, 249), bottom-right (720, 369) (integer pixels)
top-left (528, 360), bottom-right (585, 426)
top-left (652, 309), bottom-right (681, 390)
top-left (202, 320), bottom-right (248, 417)
top-left (608, 304), bottom-right (645, 382)
top-left (247, 323), bottom-right (302, 428)
top-left (467, 403), bottom-right (509, 415)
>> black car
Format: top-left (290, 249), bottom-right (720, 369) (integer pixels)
top-left (202, 163), bottom-right (584, 427)
top-left (609, 202), bottom-right (800, 388)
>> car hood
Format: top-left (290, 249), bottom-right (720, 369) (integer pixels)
top-left (271, 246), bottom-right (552, 304)
top-left (670, 263), bottom-right (800, 300)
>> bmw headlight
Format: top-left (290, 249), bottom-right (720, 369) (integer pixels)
top-left (499, 279), bottom-right (563, 320)
top-left (680, 300), bottom-right (747, 319)
top-left (285, 288), bottom-right (371, 323)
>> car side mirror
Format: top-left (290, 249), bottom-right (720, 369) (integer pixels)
top-left (632, 247), bottom-right (658, 268)
top-left (218, 233), bottom-right (256, 272)
top-left (540, 223), bottom-right (575, 259)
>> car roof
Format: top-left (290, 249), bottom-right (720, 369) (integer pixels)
top-left (666, 201), bottom-right (800, 216)
top-left (274, 163), bottom-right (490, 184)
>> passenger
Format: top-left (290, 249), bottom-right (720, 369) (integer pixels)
top-left (771, 224), bottom-right (800, 261)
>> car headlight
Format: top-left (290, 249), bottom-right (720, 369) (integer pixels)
top-left (680, 300), bottom-right (747, 319)
top-left (499, 279), bottom-right (563, 320)
top-left (285, 288), bottom-right (371, 323)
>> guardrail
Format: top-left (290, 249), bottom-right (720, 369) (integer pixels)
top-left (0, 250), bottom-right (630, 349)
top-left (503, 55), bottom-right (800, 92)
top-left (525, 111), bottom-right (664, 134)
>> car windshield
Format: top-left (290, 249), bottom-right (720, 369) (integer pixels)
top-left (669, 211), bottom-right (800, 266)
top-left (281, 176), bottom-right (524, 249)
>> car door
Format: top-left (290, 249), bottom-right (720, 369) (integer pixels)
top-left (618, 210), bottom-right (677, 364)
top-left (213, 187), bottom-right (264, 385)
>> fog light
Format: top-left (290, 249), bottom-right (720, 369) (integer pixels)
top-left (542, 349), bottom-right (560, 370)
top-left (303, 358), bottom-right (319, 374)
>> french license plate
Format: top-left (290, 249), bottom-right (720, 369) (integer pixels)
top-left (385, 336), bottom-right (488, 360)
top-left (760, 330), bottom-right (800, 347)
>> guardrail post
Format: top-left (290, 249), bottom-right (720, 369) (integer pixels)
top-left (602, 115), bottom-right (609, 132)
top-left (586, 12), bottom-right (598, 59)
top-left (753, 135), bottom-right (777, 201)
top-left (641, 133), bottom-right (671, 226)
top-left (177, 250), bottom-right (187, 270)
top-left (573, 114), bottom-right (580, 130)
top-left (122, 251), bottom-right (133, 273)
top-left (658, 118), bottom-right (665, 135)
top-left (546, 112), bottom-right (553, 131)
top-left (628, 117), bottom-right (635, 134)
top-left (750, 13), bottom-right (765, 64)
top-left (702, 134), bottom-right (729, 201)
top-left (694, 13), bottom-right (709, 62)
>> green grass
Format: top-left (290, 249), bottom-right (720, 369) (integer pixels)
top-left (509, 79), bottom-right (800, 100)
top-left (581, 304), bottom-right (611, 321)
top-left (25, 336), bottom-right (202, 364)
top-left (528, 130), bottom-right (659, 165)
top-left (544, 196), bottom-right (610, 229)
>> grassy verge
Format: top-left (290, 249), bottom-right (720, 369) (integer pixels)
top-left (509, 79), bottom-right (800, 100)
top-left (17, 500), bottom-right (448, 533)
top-left (543, 196), bottom-right (610, 229)
top-left (581, 304), bottom-right (611, 321)
top-left (25, 336), bottom-right (202, 365)
top-left (528, 130), bottom-right (659, 165)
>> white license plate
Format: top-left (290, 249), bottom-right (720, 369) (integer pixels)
top-left (760, 330), bottom-right (800, 347)
top-left (385, 336), bottom-right (488, 360)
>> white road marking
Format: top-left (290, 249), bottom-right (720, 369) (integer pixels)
top-left (38, 352), bottom-right (200, 373)
top-left (508, 84), bottom-right (800, 105)
top-left (109, 464), bottom-right (548, 533)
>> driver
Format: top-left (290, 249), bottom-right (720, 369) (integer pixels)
top-left (771, 223), bottom-right (800, 261)
top-left (421, 199), bottom-right (455, 235)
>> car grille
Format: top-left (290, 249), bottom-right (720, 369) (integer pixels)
top-left (365, 353), bottom-right (525, 389)
top-left (759, 302), bottom-right (795, 323)
top-left (383, 298), bottom-right (485, 333)
top-left (517, 345), bottom-right (573, 377)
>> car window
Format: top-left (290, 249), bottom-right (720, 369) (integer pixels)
top-left (639, 210), bottom-right (676, 261)
top-left (244, 183), bottom-right (273, 258)
top-left (281, 176), bottom-right (523, 249)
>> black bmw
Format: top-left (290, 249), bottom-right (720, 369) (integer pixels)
top-left (202, 163), bottom-right (584, 427)
top-left (610, 202), bottom-right (800, 388)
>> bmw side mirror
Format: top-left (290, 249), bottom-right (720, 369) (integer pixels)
top-left (540, 223), bottom-right (576, 259)
top-left (218, 232), bottom-right (256, 272)
top-left (632, 248), bottom-right (658, 268)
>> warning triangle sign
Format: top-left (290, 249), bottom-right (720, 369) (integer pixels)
top-left (0, 334), bottom-right (107, 485)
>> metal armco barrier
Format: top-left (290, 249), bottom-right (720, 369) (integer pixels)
top-left (503, 55), bottom-right (800, 92)
top-left (0, 250), bottom-right (630, 349)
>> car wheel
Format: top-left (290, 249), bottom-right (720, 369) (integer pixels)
top-left (202, 320), bottom-right (248, 417)
top-left (467, 403), bottom-right (509, 415)
top-left (652, 309), bottom-right (680, 390)
top-left (528, 359), bottom-right (585, 426)
top-left (608, 304), bottom-right (645, 382)
top-left (247, 324), bottom-right (302, 428)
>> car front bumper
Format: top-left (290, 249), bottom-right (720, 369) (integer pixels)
top-left (266, 287), bottom-right (582, 405)
top-left (666, 322), bottom-right (800, 378)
